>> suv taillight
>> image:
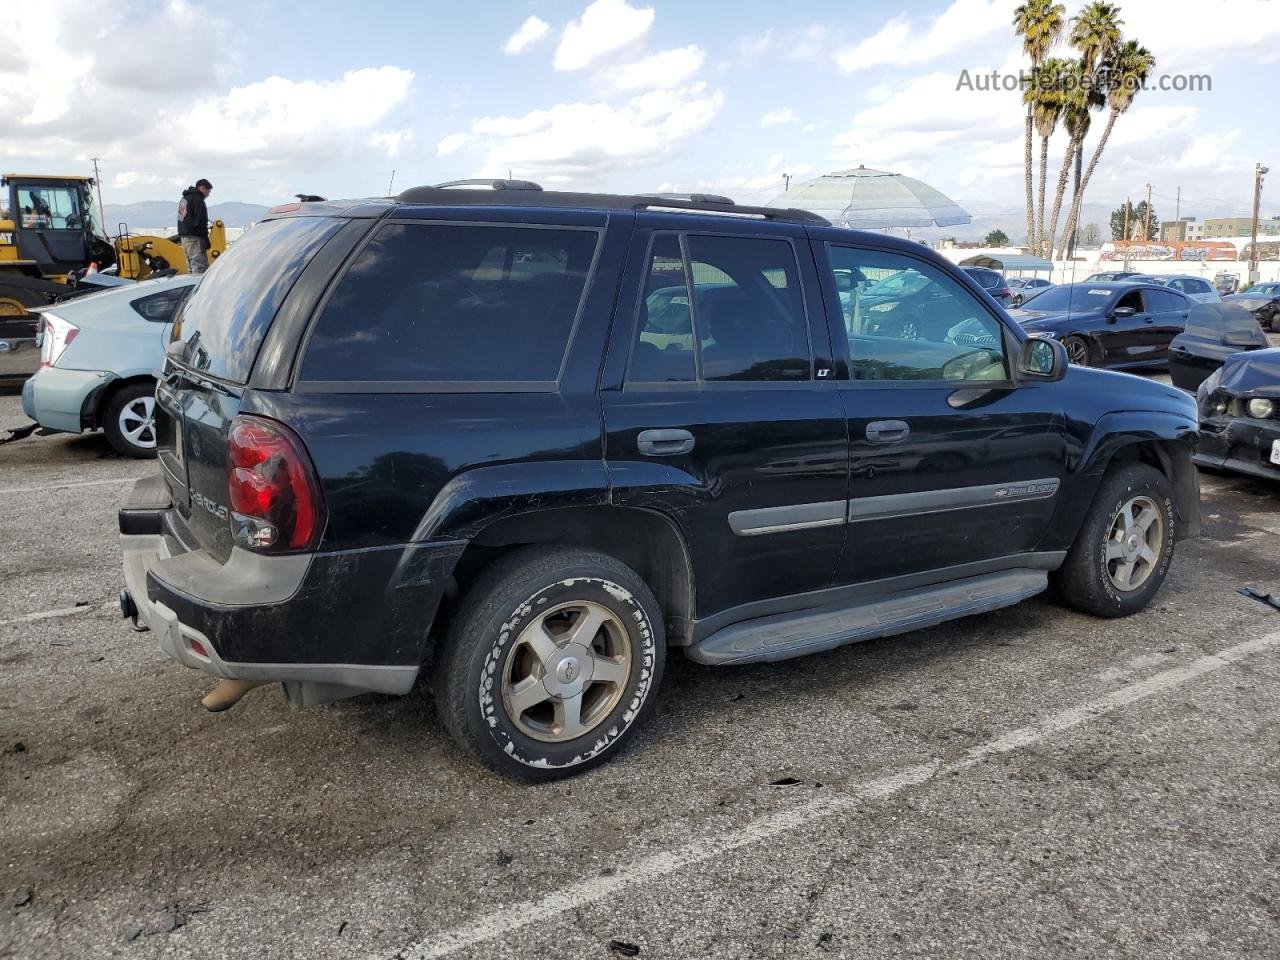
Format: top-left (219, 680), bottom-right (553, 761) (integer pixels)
top-left (40, 313), bottom-right (79, 368)
top-left (226, 415), bottom-right (325, 552)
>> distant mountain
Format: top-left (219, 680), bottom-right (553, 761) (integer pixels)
top-left (102, 200), bottom-right (269, 232)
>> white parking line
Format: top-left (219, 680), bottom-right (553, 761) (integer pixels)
top-left (0, 600), bottom-right (114, 628)
top-left (389, 629), bottom-right (1280, 960)
top-left (0, 476), bottom-right (141, 496)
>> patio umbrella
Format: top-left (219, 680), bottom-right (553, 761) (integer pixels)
top-left (772, 165), bottom-right (971, 229)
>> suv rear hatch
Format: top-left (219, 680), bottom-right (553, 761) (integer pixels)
top-left (156, 215), bottom-right (343, 561)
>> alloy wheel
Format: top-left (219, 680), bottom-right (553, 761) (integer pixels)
top-left (118, 396), bottom-right (157, 450)
top-left (500, 600), bottom-right (631, 743)
top-left (1105, 495), bottom-right (1164, 592)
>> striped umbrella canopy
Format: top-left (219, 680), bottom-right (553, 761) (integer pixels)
top-left (773, 165), bottom-right (971, 229)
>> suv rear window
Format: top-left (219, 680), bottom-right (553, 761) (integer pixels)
top-left (172, 216), bottom-right (341, 383)
top-left (299, 222), bottom-right (600, 385)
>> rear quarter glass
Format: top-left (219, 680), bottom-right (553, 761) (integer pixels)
top-left (171, 216), bottom-right (343, 383)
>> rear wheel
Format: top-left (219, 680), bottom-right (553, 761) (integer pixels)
top-left (432, 545), bottom-right (665, 781)
top-left (102, 381), bottom-right (158, 458)
top-left (1053, 463), bottom-right (1176, 617)
top-left (1063, 335), bottom-right (1091, 366)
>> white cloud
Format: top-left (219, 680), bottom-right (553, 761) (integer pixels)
top-left (737, 31), bottom-right (773, 61)
top-left (504, 16), bottom-right (551, 55)
top-left (760, 108), bottom-right (798, 128)
top-left (1118, 0), bottom-right (1280, 71)
top-left (602, 46), bottom-right (705, 92)
top-left (655, 155), bottom-right (814, 205)
top-left (174, 67), bottom-right (414, 163)
top-left (835, 0), bottom-right (1016, 73)
top-left (554, 0), bottom-right (655, 72)
top-left (437, 84), bottom-right (723, 182)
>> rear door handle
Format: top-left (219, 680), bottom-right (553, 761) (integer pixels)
top-left (637, 428), bottom-right (695, 456)
top-left (866, 420), bottom-right (910, 444)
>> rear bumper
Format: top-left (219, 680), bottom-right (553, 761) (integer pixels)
top-left (23, 366), bottom-right (112, 433)
top-left (1194, 417), bottom-right (1280, 482)
top-left (119, 475), bottom-right (466, 699)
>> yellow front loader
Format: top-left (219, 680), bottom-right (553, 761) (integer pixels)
top-left (0, 173), bottom-right (226, 317)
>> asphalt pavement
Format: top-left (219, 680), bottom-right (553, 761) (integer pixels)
top-left (2, 383), bottom-right (1279, 960)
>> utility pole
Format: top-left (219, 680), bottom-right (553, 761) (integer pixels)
top-left (89, 157), bottom-right (106, 227)
top-left (1250, 163), bottom-right (1269, 283)
top-left (386, 169), bottom-right (395, 196)
top-left (1174, 186), bottom-right (1181, 238)
top-left (1144, 183), bottom-right (1153, 241)
top-left (1123, 197), bottom-right (1131, 270)
top-left (783, 173), bottom-right (791, 192)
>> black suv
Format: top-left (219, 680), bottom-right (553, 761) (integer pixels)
top-left (119, 183), bottom-right (1201, 780)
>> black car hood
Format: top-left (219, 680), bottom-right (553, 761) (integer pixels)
top-left (1224, 295), bottom-right (1275, 309)
top-left (1218, 347), bottom-right (1280, 397)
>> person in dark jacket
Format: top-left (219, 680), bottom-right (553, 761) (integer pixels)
top-left (177, 179), bottom-right (213, 274)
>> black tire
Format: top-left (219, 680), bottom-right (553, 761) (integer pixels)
top-left (102, 381), bottom-right (158, 458)
top-left (432, 545), bottom-right (666, 781)
top-left (1063, 335), bottom-right (1091, 366)
top-left (1052, 463), bottom-right (1176, 618)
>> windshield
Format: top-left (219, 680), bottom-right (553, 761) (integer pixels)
top-left (1017, 284), bottom-right (1113, 313)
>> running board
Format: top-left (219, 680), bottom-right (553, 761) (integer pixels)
top-left (686, 569), bottom-right (1049, 666)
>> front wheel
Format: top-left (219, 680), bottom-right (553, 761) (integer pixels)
top-left (432, 545), bottom-right (666, 780)
top-left (1063, 335), bottom-right (1091, 366)
top-left (1052, 463), bottom-right (1176, 617)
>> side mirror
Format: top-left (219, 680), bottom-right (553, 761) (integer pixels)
top-left (1110, 306), bottom-right (1136, 321)
top-left (1018, 337), bottom-right (1067, 382)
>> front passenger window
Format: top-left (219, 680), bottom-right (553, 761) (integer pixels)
top-left (827, 245), bottom-right (1008, 382)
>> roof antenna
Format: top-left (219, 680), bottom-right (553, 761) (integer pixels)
top-left (386, 169), bottom-right (396, 196)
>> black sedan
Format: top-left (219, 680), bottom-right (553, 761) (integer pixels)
top-left (1195, 347), bottom-right (1280, 481)
top-left (1007, 281), bottom-right (1190, 369)
top-left (1169, 303), bottom-right (1271, 391)
top-left (1223, 281), bottom-right (1280, 331)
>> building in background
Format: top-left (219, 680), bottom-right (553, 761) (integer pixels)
top-left (1201, 216), bottom-right (1280, 238)
top-left (1161, 217), bottom-right (1196, 242)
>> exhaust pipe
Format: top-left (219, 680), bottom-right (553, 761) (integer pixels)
top-left (201, 678), bottom-right (268, 713)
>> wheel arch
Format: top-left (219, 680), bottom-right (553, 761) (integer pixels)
top-left (1064, 410), bottom-right (1201, 544)
top-left (89, 373), bottom-right (155, 429)
top-left (452, 505), bottom-right (696, 645)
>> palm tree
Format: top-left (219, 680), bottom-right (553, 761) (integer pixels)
top-left (1013, 0), bottom-right (1065, 250)
top-left (1059, 39), bottom-right (1156, 259)
top-left (1026, 58), bottom-right (1068, 255)
top-left (1053, 1), bottom-right (1123, 257)
top-left (1046, 61), bottom-right (1103, 259)
top-left (1070, 1), bottom-right (1123, 72)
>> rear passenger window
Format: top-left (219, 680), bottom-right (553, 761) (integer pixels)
top-left (687, 235), bottom-right (810, 381)
top-left (299, 223), bottom-right (599, 384)
top-left (627, 234), bottom-right (811, 383)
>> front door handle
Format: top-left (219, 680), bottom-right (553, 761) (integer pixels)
top-left (637, 428), bottom-right (695, 456)
top-left (866, 420), bottom-right (910, 444)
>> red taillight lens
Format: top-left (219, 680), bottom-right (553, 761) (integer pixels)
top-left (226, 415), bottom-right (324, 551)
top-left (1000, 288), bottom-right (1013, 299)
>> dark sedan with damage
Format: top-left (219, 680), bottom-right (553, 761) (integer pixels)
top-left (1195, 348), bottom-right (1280, 481)
top-left (1224, 281), bottom-right (1280, 331)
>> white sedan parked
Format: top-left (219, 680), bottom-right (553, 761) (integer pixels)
top-left (21, 275), bottom-right (199, 457)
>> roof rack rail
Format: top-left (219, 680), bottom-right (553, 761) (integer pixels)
top-left (643, 192), bottom-right (737, 205)
top-left (396, 179), bottom-right (544, 202)
top-left (633, 196), bottom-right (830, 227)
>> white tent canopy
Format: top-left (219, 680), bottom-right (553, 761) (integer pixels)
top-left (771, 165), bottom-right (971, 230)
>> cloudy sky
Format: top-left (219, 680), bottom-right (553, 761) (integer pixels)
top-left (3, 0), bottom-right (1276, 229)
